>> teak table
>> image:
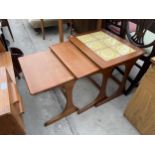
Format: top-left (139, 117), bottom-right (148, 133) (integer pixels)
top-left (19, 30), bottom-right (143, 126)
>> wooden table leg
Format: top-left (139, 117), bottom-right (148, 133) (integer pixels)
top-left (96, 58), bottom-right (137, 107)
top-left (7, 20), bottom-right (14, 41)
top-left (78, 58), bottom-right (137, 114)
top-left (58, 19), bottom-right (64, 42)
top-left (40, 19), bottom-right (45, 40)
top-left (96, 19), bottom-right (103, 30)
top-left (44, 80), bottom-right (78, 126)
top-left (78, 68), bottom-right (113, 114)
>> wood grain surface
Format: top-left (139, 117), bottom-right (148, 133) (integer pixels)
top-left (0, 41), bottom-right (5, 52)
top-left (124, 64), bottom-right (155, 134)
top-left (50, 42), bottom-right (99, 79)
top-left (19, 50), bottom-right (74, 95)
top-left (0, 67), bottom-right (11, 116)
top-left (0, 52), bottom-right (16, 83)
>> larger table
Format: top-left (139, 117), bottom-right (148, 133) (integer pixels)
top-left (19, 30), bottom-right (143, 126)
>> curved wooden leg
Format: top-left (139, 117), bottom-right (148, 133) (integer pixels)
top-left (44, 81), bottom-right (78, 126)
top-left (96, 59), bottom-right (137, 107)
top-left (119, 59), bottom-right (138, 92)
top-left (96, 19), bottom-right (103, 30)
top-left (40, 19), bottom-right (45, 40)
top-left (78, 68), bottom-right (113, 114)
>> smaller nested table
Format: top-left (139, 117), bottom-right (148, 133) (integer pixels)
top-left (19, 50), bottom-right (77, 125)
top-left (19, 30), bottom-right (143, 126)
top-left (19, 49), bottom-right (98, 126)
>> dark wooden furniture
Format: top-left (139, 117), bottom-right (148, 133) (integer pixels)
top-left (71, 19), bottom-right (105, 34)
top-left (0, 19), bottom-right (14, 41)
top-left (130, 19), bottom-right (155, 33)
top-left (19, 30), bottom-right (143, 126)
top-left (116, 19), bottom-right (155, 94)
top-left (9, 47), bottom-right (24, 79)
top-left (0, 23), bottom-right (9, 51)
top-left (0, 52), bottom-right (25, 134)
top-left (124, 57), bottom-right (155, 134)
top-left (105, 19), bottom-right (126, 37)
top-left (105, 20), bottom-right (137, 38)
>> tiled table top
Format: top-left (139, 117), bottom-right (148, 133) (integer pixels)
top-left (77, 31), bottom-right (135, 61)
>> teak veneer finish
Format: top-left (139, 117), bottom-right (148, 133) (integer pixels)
top-left (0, 52), bottom-right (24, 116)
top-left (20, 30), bottom-right (144, 126)
top-left (19, 50), bottom-right (78, 126)
top-left (0, 67), bottom-right (25, 134)
top-left (0, 40), bottom-right (5, 52)
top-left (69, 30), bottom-right (143, 113)
top-left (19, 50), bottom-right (74, 95)
top-left (0, 67), bottom-right (11, 116)
top-left (44, 80), bottom-right (78, 126)
top-left (78, 58), bottom-right (138, 113)
top-left (0, 52), bottom-right (16, 83)
top-left (50, 42), bottom-right (99, 79)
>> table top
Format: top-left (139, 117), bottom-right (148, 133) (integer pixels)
top-left (70, 30), bottom-right (144, 69)
top-left (77, 31), bottom-right (135, 60)
top-left (50, 42), bottom-right (99, 79)
top-left (19, 30), bottom-right (144, 95)
top-left (19, 50), bottom-right (74, 95)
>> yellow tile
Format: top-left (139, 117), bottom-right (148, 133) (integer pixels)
top-left (91, 31), bottom-right (109, 39)
top-left (104, 38), bottom-right (121, 47)
top-left (95, 48), bottom-right (121, 61)
top-left (77, 35), bottom-right (95, 43)
top-left (86, 41), bottom-right (106, 50)
top-left (77, 32), bottom-right (135, 60)
top-left (114, 44), bottom-right (135, 55)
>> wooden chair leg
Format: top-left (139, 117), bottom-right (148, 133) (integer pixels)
top-left (40, 19), bottom-right (45, 40)
top-left (125, 61), bottom-right (151, 95)
top-left (44, 80), bottom-right (78, 126)
top-left (58, 19), bottom-right (64, 42)
top-left (96, 19), bottom-right (103, 30)
top-left (6, 20), bottom-right (14, 41)
top-left (14, 68), bottom-right (21, 79)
